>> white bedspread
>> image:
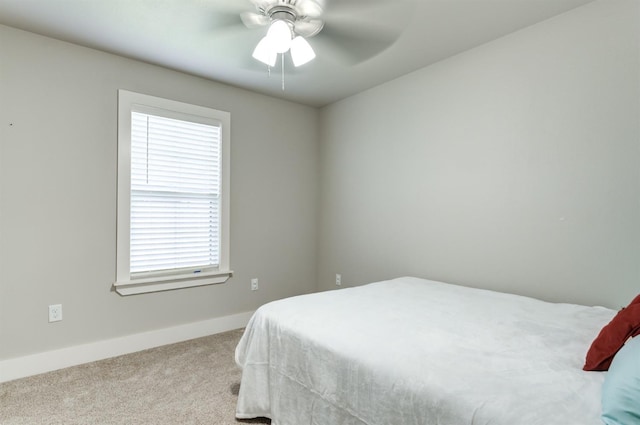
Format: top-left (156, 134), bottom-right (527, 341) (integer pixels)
top-left (235, 277), bottom-right (615, 425)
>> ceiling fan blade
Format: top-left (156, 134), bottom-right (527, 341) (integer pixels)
top-left (297, 0), bottom-right (324, 18)
top-left (323, 0), bottom-right (412, 20)
top-left (311, 16), bottom-right (404, 65)
top-left (310, 0), bottom-right (411, 65)
top-left (240, 11), bottom-right (269, 28)
top-left (310, 31), bottom-right (389, 65)
top-left (294, 19), bottom-right (324, 38)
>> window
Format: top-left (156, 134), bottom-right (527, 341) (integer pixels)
top-left (115, 90), bottom-right (231, 295)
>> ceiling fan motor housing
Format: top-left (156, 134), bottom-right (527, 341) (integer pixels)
top-left (270, 7), bottom-right (297, 25)
top-left (257, 0), bottom-right (324, 38)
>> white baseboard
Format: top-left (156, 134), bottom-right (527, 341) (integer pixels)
top-left (0, 310), bottom-right (254, 383)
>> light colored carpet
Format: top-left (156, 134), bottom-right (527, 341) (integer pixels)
top-left (0, 328), bottom-right (270, 425)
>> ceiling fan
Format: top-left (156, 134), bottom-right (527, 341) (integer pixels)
top-left (241, 0), bottom-right (324, 67)
top-left (219, 0), bottom-right (407, 69)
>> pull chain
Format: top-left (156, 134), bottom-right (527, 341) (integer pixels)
top-left (262, 55), bottom-right (284, 90)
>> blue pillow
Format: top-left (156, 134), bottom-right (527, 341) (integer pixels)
top-left (602, 336), bottom-right (640, 424)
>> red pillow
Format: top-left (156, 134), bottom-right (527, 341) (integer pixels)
top-left (584, 303), bottom-right (640, 371)
top-left (628, 294), bottom-right (640, 307)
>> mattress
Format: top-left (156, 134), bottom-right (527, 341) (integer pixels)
top-left (235, 277), bottom-right (615, 425)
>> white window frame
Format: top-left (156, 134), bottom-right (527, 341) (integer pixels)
top-left (114, 90), bottom-right (232, 295)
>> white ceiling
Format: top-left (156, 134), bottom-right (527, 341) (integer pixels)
top-left (0, 0), bottom-right (595, 107)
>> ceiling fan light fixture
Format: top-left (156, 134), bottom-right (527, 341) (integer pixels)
top-left (290, 36), bottom-right (315, 67)
top-left (266, 19), bottom-right (292, 54)
top-left (252, 36), bottom-right (277, 66)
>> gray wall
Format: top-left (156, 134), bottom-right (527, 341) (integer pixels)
top-left (318, 0), bottom-right (640, 309)
top-left (0, 26), bottom-right (319, 360)
top-left (1, 0), bottom-right (638, 361)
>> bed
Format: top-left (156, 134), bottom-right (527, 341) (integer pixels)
top-left (235, 276), bottom-right (616, 425)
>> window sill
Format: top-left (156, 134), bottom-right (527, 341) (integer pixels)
top-left (113, 270), bottom-right (233, 295)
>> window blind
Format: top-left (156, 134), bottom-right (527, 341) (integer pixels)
top-left (130, 111), bottom-right (221, 275)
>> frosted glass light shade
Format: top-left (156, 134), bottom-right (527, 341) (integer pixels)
top-left (252, 36), bottom-right (277, 66)
top-left (290, 36), bottom-right (315, 67)
top-left (266, 20), bottom-right (292, 54)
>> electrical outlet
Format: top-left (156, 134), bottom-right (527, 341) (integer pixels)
top-left (251, 278), bottom-right (259, 291)
top-left (48, 304), bottom-right (62, 322)
top-left (335, 274), bottom-right (342, 286)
